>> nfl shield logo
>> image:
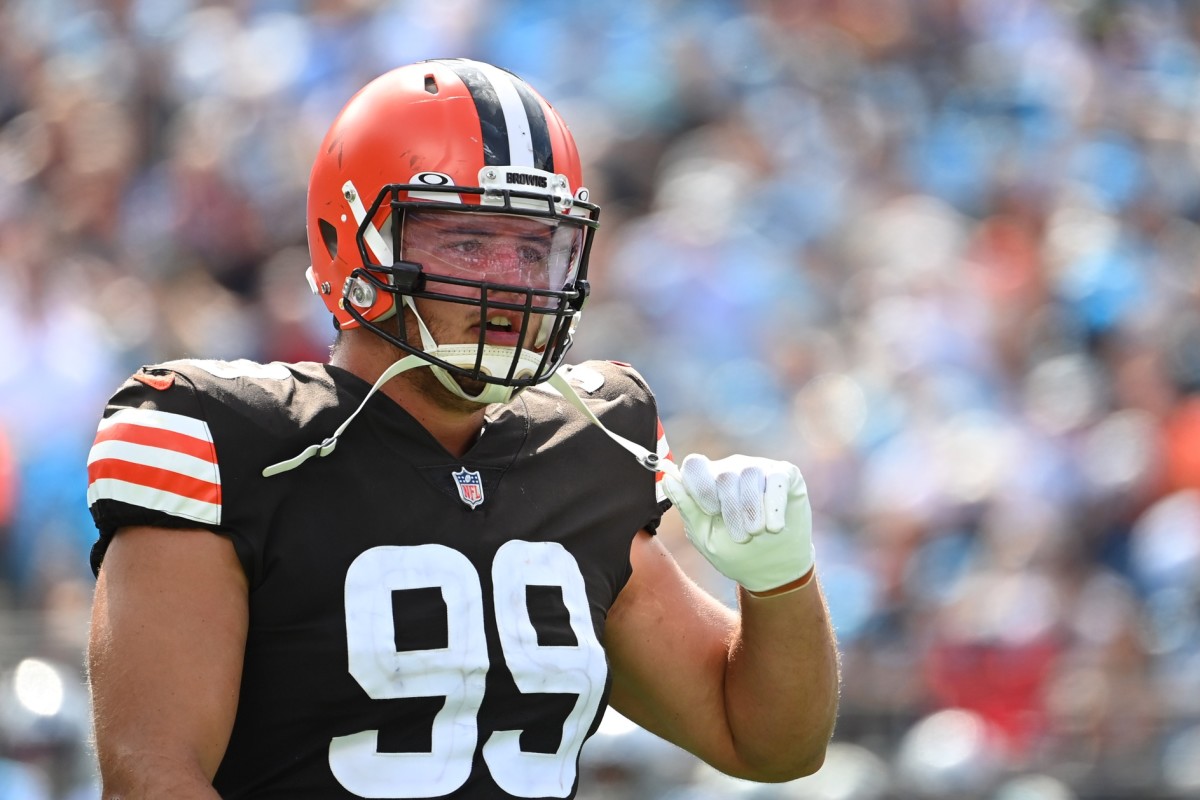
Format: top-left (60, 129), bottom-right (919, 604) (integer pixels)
top-left (452, 467), bottom-right (485, 509)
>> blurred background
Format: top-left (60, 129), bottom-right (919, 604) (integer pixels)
top-left (1, 0), bottom-right (1200, 798)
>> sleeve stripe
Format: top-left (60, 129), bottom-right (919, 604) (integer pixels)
top-left (88, 459), bottom-right (221, 506)
top-left (87, 407), bottom-right (222, 525)
top-left (87, 440), bottom-right (218, 482)
top-left (86, 478), bottom-right (221, 525)
top-left (93, 422), bottom-right (214, 462)
top-left (98, 407), bottom-right (213, 441)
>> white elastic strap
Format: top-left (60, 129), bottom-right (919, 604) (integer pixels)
top-left (404, 294), bottom-right (439, 352)
top-left (263, 357), bottom-right (680, 480)
top-left (546, 371), bottom-right (681, 480)
top-left (262, 354), bottom-right (426, 477)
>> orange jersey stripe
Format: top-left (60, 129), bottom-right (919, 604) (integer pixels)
top-left (88, 458), bottom-right (222, 506)
top-left (93, 422), bottom-right (216, 463)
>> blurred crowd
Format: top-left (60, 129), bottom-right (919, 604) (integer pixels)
top-left (1, 0), bottom-right (1199, 798)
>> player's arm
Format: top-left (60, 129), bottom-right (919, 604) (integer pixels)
top-left (604, 456), bottom-right (840, 782)
top-left (88, 526), bottom-right (249, 799)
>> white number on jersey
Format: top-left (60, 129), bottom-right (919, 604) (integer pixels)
top-left (329, 542), bottom-right (608, 798)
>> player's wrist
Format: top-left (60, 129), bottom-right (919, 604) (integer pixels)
top-left (745, 566), bottom-right (816, 598)
top-left (728, 534), bottom-right (815, 594)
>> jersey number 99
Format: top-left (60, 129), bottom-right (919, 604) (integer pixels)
top-left (330, 541), bottom-right (608, 798)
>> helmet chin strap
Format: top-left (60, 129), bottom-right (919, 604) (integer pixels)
top-left (262, 328), bottom-right (676, 481)
top-left (262, 353), bottom-right (428, 477)
top-left (264, 298), bottom-right (609, 478)
top-left (262, 349), bottom-right (677, 481)
top-left (262, 301), bottom-right (547, 476)
top-left (402, 295), bottom-right (544, 406)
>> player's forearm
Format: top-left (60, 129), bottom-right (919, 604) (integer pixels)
top-left (97, 749), bottom-right (223, 800)
top-left (723, 576), bottom-right (840, 781)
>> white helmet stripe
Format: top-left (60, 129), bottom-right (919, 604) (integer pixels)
top-left (473, 62), bottom-right (535, 168)
top-left (442, 58), bottom-right (543, 170)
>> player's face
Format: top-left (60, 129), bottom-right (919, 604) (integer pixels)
top-left (401, 210), bottom-right (583, 349)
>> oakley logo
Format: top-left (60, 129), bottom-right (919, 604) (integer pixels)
top-left (413, 172), bottom-right (455, 186)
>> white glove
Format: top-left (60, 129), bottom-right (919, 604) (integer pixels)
top-left (662, 454), bottom-right (816, 594)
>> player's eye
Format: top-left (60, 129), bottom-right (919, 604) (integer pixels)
top-left (447, 239), bottom-right (484, 255)
top-left (518, 244), bottom-right (550, 265)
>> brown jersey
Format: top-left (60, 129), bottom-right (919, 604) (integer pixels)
top-left (87, 358), bottom-right (669, 799)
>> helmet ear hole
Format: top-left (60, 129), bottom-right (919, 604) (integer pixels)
top-left (318, 218), bottom-right (339, 260)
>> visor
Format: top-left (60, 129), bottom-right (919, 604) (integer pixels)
top-left (400, 210), bottom-right (585, 295)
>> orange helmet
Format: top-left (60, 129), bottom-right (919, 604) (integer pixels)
top-left (306, 58), bottom-right (599, 402)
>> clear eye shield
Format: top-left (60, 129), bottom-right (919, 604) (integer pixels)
top-left (400, 210), bottom-right (585, 308)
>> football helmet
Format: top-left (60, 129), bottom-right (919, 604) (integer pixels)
top-left (306, 58), bottom-right (599, 404)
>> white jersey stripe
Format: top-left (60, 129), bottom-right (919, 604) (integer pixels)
top-left (476, 62), bottom-right (535, 168)
top-left (88, 440), bottom-right (220, 483)
top-left (98, 407), bottom-right (213, 442)
top-left (87, 478), bottom-right (221, 525)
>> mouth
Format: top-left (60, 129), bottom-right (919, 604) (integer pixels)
top-left (475, 313), bottom-right (523, 346)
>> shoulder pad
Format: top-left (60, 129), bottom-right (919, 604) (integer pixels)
top-left (531, 360), bottom-right (653, 403)
top-left (88, 360), bottom-right (330, 529)
top-left (88, 370), bottom-right (223, 526)
top-left (154, 358), bottom-right (294, 382)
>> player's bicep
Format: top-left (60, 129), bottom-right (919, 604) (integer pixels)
top-left (89, 525), bottom-right (248, 787)
top-left (603, 530), bottom-right (746, 774)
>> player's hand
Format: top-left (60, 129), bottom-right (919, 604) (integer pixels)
top-left (662, 454), bottom-right (815, 594)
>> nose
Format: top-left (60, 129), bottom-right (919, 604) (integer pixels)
top-left (482, 278), bottom-right (555, 312)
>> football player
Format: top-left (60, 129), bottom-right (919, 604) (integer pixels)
top-left (85, 58), bottom-right (840, 799)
